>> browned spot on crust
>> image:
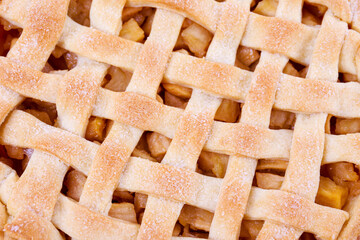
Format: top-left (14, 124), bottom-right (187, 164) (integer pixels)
top-left (217, 123), bottom-right (265, 156)
top-left (246, 64), bottom-right (279, 110)
top-left (115, 92), bottom-right (163, 130)
top-left (152, 161), bottom-right (197, 201)
top-left (9, 0), bottom-right (69, 69)
top-left (127, 0), bottom-right (220, 31)
top-left (263, 16), bottom-right (301, 55)
top-left (0, 57), bottom-right (42, 92)
top-left (5, 208), bottom-right (61, 240)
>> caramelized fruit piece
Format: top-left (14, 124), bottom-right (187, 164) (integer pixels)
top-left (4, 145), bottom-right (24, 160)
top-left (179, 205), bottom-right (213, 231)
top-left (109, 203), bottom-right (137, 223)
top-left (198, 151), bottom-right (228, 178)
top-left (134, 193), bottom-right (147, 213)
top-left (327, 162), bottom-right (359, 185)
top-left (162, 83), bottom-right (192, 99)
top-left (253, 0), bottom-right (278, 17)
top-left (181, 23), bottom-right (212, 57)
top-left (120, 18), bottom-right (145, 42)
top-left (257, 159), bottom-right (288, 171)
top-left (164, 91), bottom-right (187, 109)
top-left (283, 62), bottom-right (300, 77)
top-left (104, 66), bottom-right (131, 92)
top-left (256, 172), bottom-right (284, 189)
top-left (236, 46), bottom-right (260, 67)
top-left (270, 109), bottom-right (295, 129)
top-left (85, 117), bottom-right (106, 142)
top-left (146, 132), bottom-right (171, 158)
top-left (315, 176), bottom-right (348, 209)
top-left (215, 99), bottom-right (240, 123)
top-left (64, 170), bottom-right (86, 201)
top-left (335, 118), bottom-right (360, 134)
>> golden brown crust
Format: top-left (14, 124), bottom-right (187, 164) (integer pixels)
top-left (0, 1), bottom-right (70, 238)
top-left (3, 109), bottom-right (360, 175)
top-left (351, 0), bottom-right (360, 32)
top-left (1, 0), bottom-right (358, 74)
top-left (7, 0), bottom-right (70, 70)
top-left (138, 0), bottom-right (253, 237)
top-left (79, 9), bottom-right (184, 220)
top-left (126, 0), bottom-right (221, 32)
top-left (247, 188), bottom-right (348, 239)
top-left (6, 151), bottom-right (67, 219)
top-left (258, 10), bottom-right (348, 239)
top-left (0, 0), bottom-right (358, 239)
top-left (57, 58), bottom-right (107, 135)
top-left (0, 158), bottom-right (348, 240)
top-left (338, 195), bottom-right (360, 240)
top-left (5, 208), bottom-right (64, 240)
top-left (53, 195), bottom-right (139, 240)
top-left (209, 1), bottom-right (303, 238)
top-left (4, 56), bottom-right (360, 120)
top-left (306, 0), bottom-right (352, 22)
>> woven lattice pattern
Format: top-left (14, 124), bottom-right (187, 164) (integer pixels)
top-left (0, 0), bottom-right (360, 239)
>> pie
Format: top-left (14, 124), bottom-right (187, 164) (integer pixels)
top-left (0, 0), bottom-right (359, 239)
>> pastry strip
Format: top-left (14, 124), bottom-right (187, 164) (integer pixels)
top-left (257, 10), bottom-right (348, 239)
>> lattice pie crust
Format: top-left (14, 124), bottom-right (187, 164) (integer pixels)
top-left (0, 0), bottom-right (360, 239)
